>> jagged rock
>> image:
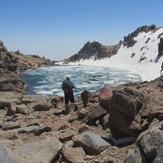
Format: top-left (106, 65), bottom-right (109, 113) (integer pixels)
top-left (86, 104), bottom-right (107, 125)
top-left (73, 131), bottom-right (111, 155)
top-left (0, 144), bottom-right (17, 163)
top-left (108, 87), bottom-right (150, 138)
top-left (64, 41), bottom-right (121, 63)
top-left (81, 89), bottom-right (90, 107)
top-left (99, 86), bottom-right (113, 111)
top-left (124, 25), bottom-right (156, 48)
top-left (12, 137), bottom-right (62, 163)
top-left (62, 147), bottom-right (86, 163)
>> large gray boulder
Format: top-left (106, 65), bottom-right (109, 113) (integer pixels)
top-left (0, 144), bottom-right (17, 163)
top-left (125, 120), bottom-right (163, 163)
top-left (73, 131), bottom-right (111, 155)
top-left (12, 137), bottom-right (62, 163)
top-left (137, 121), bottom-right (163, 162)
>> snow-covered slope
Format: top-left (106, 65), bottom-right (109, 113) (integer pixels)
top-left (68, 27), bottom-right (163, 81)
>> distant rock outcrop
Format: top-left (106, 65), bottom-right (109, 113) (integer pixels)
top-left (0, 41), bottom-right (55, 93)
top-left (63, 41), bottom-right (121, 63)
top-left (158, 37), bottom-right (163, 57)
top-left (124, 25), bottom-right (156, 48)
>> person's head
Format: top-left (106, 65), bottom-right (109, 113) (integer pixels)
top-left (65, 75), bottom-right (71, 80)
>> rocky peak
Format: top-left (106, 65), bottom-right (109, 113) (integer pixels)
top-left (123, 24), bottom-right (156, 48)
top-left (64, 41), bottom-right (121, 63)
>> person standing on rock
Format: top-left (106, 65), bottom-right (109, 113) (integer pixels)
top-left (62, 75), bottom-right (76, 114)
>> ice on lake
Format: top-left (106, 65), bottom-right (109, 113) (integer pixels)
top-left (21, 65), bottom-right (142, 96)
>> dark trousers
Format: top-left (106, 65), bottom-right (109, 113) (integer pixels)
top-left (64, 92), bottom-right (74, 104)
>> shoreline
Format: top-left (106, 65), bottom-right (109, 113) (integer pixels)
top-left (65, 58), bottom-right (162, 82)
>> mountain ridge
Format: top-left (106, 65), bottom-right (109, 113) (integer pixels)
top-left (62, 25), bottom-right (163, 64)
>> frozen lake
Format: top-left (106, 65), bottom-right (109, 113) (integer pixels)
top-left (21, 65), bottom-right (142, 96)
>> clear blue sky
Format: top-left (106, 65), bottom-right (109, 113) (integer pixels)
top-left (0, 0), bottom-right (162, 61)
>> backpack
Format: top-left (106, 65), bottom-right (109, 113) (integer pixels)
top-left (63, 80), bottom-right (74, 92)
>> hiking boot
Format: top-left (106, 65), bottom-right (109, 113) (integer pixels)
top-left (65, 104), bottom-right (69, 114)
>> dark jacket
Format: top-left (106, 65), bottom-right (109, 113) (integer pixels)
top-left (62, 79), bottom-right (75, 93)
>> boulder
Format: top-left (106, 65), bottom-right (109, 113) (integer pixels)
top-left (77, 108), bottom-right (88, 119)
top-left (16, 104), bottom-right (33, 114)
top-left (32, 101), bottom-right (51, 111)
top-left (0, 91), bottom-right (23, 104)
top-left (73, 131), bottom-right (111, 155)
top-left (86, 104), bottom-right (107, 125)
top-left (78, 124), bottom-right (90, 133)
top-left (108, 87), bottom-right (150, 138)
top-left (125, 120), bottom-right (163, 162)
top-left (124, 147), bottom-right (149, 163)
top-left (59, 132), bottom-right (74, 142)
top-left (99, 86), bottom-right (113, 111)
top-left (18, 126), bottom-right (52, 136)
top-left (136, 121), bottom-right (163, 162)
top-left (1, 122), bottom-right (20, 131)
top-left (50, 96), bottom-right (64, 108)
top-left (62, 147), bottom-right (86, 163)
top-left (12, 137), bottom-right (62, 163)
top-left (81, 89), bottom-right (90, 107)
top-left (0, 144), bottom-right (17, 163)
top-left (21, 94), bottom-right (49, 104)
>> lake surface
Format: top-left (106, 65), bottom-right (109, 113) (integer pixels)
top-left (21, 65), bottom-right (142, 96)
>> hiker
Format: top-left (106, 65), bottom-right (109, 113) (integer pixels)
top-left (62, 75), bottom-right (76, 113)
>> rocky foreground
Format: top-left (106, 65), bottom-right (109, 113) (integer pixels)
top-left (0, 41), bottom-right (163, 163)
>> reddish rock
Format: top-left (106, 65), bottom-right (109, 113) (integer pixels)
top-left (147, 106), bottom-right (163, 123)
top-left (77, 108), bottom-right (88, 119)
top-left (99, 86), bottom-right (113, 111)
top-left (78, 124), bottom-right (90, 133)
top-left (86, 103), bottom-right (107, 125)
top-left (59, 133), bottom-right (74, 142)
top-left (81, 89), bottom-right (90, 107)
